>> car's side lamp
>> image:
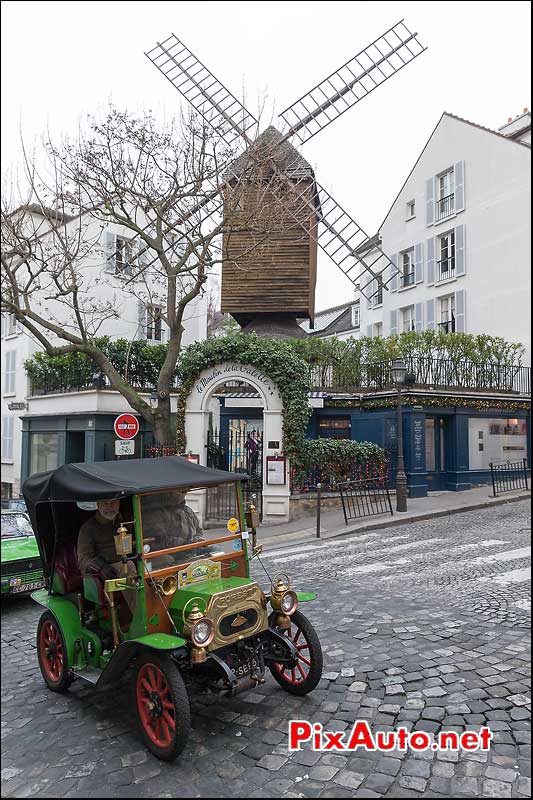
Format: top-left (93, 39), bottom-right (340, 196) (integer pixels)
top-left (270, 574), bottom-right (298, 630)
top-left (246, 502), bottom-right (261, 556)
top-left (114, 523), bottom-right (133, 560)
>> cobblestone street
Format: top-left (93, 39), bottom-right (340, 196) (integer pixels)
top-left (1, 501), bottom-right (530, 799)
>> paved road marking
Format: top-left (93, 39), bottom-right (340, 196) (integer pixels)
top-left (473, 547), bottom-right (531, 565)
top-left (480, 567), bottom-right (531, 586)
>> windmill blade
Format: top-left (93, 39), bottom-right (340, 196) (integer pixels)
top-left (279, 20), bottom-right (426, 146)
top-left (266, 172), bottom-right (400, 299)
top-left (145, 34), bottom-right (259, 147)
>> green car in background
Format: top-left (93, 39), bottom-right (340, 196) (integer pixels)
top-left (1, 511), bottom-right (45, 596)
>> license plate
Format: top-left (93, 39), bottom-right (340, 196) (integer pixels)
top-left (234, 658), bottom-right (259, 678)
top-left (11, 581), bottom-right (44, 594)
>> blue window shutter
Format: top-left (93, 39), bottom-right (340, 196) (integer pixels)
top-left (415, 302), bottom-right (424, 331)
top-left (427, 237), bottom-right (435, 284)
top-left (389, 254), bottom-right (398, 292)
top-left (455, 225), bottom-right (465, 276)
top-left (426, 299), bottom-right (435, 330)
top-left (366, 324), bottom-right (373, 338)
top-left (454, 160), bottom-right (465, 213)
top-left (425, 178), bottom-right (434, 226)
top-left (390, 309), bottom-right (398, 335)
top-left (455, 289), bottom-right (466, 332)
top-left (414, 243), bottom-right (423, 283)
top-left (104, 231), bottom-right (116, 272)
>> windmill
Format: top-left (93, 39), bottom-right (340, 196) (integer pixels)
top-left (145, 20), bottom-right (426, 336)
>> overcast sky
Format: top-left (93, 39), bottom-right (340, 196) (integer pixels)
top-left (2, 0), bottom-right (531, 311)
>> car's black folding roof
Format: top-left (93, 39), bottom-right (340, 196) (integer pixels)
top-left (23, 457), bottom-right (246, 507)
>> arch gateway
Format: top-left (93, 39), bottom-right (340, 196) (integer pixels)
top-left (184, 363), bottom-right (289, 524)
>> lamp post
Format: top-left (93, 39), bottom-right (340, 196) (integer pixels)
top-left (391, 359), bottom-right (408, 512)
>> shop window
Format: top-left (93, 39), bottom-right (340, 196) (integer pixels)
top-left (30, 433), bottom-right (59, 475)
top-left (318, 417), bottom-right (351, 439)
top-left (468, 418), bottom-right (527, 470)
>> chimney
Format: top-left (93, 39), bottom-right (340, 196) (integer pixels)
top-left (524, 107), bottom-right (529, 113)
top-left (508, 117), bottom-right (513, 122)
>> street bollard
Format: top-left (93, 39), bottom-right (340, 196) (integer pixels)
top-left (316, 483), bottom-right (321, 538)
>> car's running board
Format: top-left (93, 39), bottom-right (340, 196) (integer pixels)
top-left (73, 666), bottom-right (102, 685)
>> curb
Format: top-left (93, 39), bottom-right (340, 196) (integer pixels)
top-left (260, 491), bottom-right (531, 549)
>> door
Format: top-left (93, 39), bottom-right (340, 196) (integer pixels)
top-left (425, 417), bottom-right (447, 490)
top-left (66, 431), bottom-right (85, 464)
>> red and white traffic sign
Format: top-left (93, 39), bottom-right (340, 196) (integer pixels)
top-left (114, 413), bottom-right (139, 440)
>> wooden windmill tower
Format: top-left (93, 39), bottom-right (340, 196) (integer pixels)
top-left (145, 21), bottom-right (426, 337)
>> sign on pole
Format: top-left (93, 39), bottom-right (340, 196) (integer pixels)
top-left (115, 439), bottom-right (135, 456)
top-left (114, 413), bottom-right (139, 440)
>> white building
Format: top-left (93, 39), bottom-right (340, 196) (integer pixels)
top-left (362, 110), bottom-right (531, 359)
top-left (1, 208), bottom-right (208, 499)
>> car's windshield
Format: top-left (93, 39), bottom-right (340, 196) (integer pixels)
top-left (140, 488), bottom-right (244, 573)
top-left (1, 514), bottom-right (34, 539)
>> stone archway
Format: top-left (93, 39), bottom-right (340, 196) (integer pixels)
top-left (185, 363), bottom-right (289, 524)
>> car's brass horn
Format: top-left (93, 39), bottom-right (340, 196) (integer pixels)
top-left (154, 575), bottom-right (177, 596)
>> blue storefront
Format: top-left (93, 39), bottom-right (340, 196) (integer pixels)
top-left (309, 391), bottom-right (531, 497)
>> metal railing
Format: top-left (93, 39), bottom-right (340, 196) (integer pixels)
top-left (437, 256), bottom-right (455, 281)
top-left (308, 357), bottom-right (531, 395)
top-left (400, 271), bottom-right (415, 288)
top-left (490, 459), bottom-right (529, 496)
top-left (338, 478), bottom-right (393, 524)
top-left (438, 316), bottom-right (455, 334)
top-left (436, 193), bottom-right (455, 220)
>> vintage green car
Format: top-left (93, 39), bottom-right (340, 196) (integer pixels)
top-left (23, 457), bottom-right (323, 761)
top-left (1, 510), bottom-right (45, 596)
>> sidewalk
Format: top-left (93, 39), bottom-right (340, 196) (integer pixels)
top-left (257, 485), bottom-right (531, 549)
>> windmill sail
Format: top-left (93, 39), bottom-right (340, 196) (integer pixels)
top-left (279, 20), bottom-right (426, 145)
top-left (145, 34), bottom-right (258, 147)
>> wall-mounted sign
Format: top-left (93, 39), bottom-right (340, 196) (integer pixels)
top-left (267, 441), bottom-right (280, 450)
top-left (266, 455), bottom-right (286, 485)
top-left (7, 401), bottom-right (27, 411)
top-left (115, 439), bottom-right (135, 456)
top-left (114, 413), bottom-right (139, 440)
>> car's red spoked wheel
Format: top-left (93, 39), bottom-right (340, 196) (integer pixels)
top-left (36, 611), bottom-right (73, 692)
top-left (269, 610), bottom-right (323, 696)
top-left (134, 652), bottom-right (190, 761)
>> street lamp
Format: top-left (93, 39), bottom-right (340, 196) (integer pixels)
top-left (149, 388), bottom-right (159, 409)
top-left (391, 359), bottom-right (408, 512)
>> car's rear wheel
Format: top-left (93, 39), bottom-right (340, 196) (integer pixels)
top-left (37, 611), bottom-right (73, 692)
top-left (269, 610), bottom-right (323, 696)
top-left (134, 652), bottom-right (190, 761)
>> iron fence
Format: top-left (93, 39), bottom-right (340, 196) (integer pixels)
top-left (206, 427), bottom-right (263, 518)
top-left (436, 193), bottom-right (455, 220)
top-left (338, 478), bottom-right (394, 524)
top-left (291, 456), bottom-right (391, 494)
top-left (308, 357), bottom-right (530, 395)
top-left (490, 459), bottom-right (529, 497)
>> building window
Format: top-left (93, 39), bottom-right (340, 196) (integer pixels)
top-left (115, 236), bottom-right (135, 276)
top-left (374, 322), bottom-right (383, 338)
top-left (400, 249), bottom-right (415, 288)
top-left (146, 305), bottom-right (163, 342)
top-left (1, 481), bottom-right (13, 500)
top-left (406, 200), bottom-right (415, 219)
top-left (318, 417), bottom-right (351, 440)
top-left (401, 306), bottom-right (415, 333)
top-left (438, 294), bottom-right (455, 333)
top-left (436, 168), bottom-right (455, 221)
top-left (437, 231), bottom-right (455, 281)
top-left (3, 351), bottom-right (16, 394)
top-left (371, 282), bottom-right (383, 307)
top-left (468, 418), bottom-right (527, 470)
top-left (1, 314), bottom-right (19, 338)
top-left (30, 433), bottom-right (59, 475)
top-left (1, 417), bottom-right (14, 461)
top-left (351, 304), bottom-right (360, 329)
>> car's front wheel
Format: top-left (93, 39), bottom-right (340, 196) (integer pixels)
top-left (37, 611), bottom-right (73, 692)
top-left (134, 652), bottom-right (190, 761)
top-left (269, 610), bottom-right (323, 696)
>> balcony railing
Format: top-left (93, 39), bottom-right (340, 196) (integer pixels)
top-left (438, 316), bottom-right (455, 334)
top-left (308, 357), bottom-right (531, 395)
top-left (437, 256), bottom-right (455, 281)
top-left (371, 290), bottom-right (383, 307)
top-left (436, 193), bottom-right (455, 220)
top-left (400, 271), bottom-right (415, 288)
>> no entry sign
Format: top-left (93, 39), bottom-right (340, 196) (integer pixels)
top-left (114, 413), bottom-right (139, 440)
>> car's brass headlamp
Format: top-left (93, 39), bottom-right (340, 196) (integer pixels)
top-left (183, 600), bottom-right (214, 663)
top-left (270, 574), bottom-right (298, 629)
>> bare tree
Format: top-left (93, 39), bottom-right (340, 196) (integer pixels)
top-left (1, 107), bottom-right (285, 442)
